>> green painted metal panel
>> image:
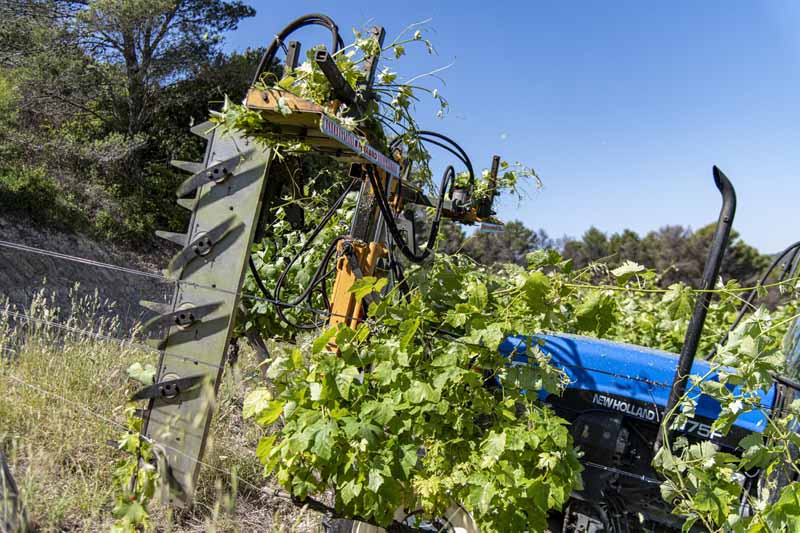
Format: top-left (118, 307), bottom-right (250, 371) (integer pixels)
top-left (143, 123), bottom-right (272, 506)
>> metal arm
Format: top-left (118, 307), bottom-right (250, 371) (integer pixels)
top-left (315, 47), bottom-right (359, 113)
top-left (140, 123), bottom-right (273, 506)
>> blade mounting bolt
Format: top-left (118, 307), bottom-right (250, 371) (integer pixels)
top-left (175, 311), bottom-right (195, 327)
top-left (193, 234), bottom-right (212, 256)
top-left (209, 166), bottom-right (230, 184)
top-left (161, 373), bottom-right (180, 399)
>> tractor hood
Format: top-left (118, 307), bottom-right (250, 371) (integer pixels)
top-left (499, 333), bottom-right (775, 435)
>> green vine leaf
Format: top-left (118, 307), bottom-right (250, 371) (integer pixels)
top-left (480, 430), bottom-right (506, 468)
top-left (522, 271), bottom-right (550, 313)
top-left (575, 291), bottom-right (617, 335)
top-left (126, 362), bottom-right (156, 385)
top-left (244, 388), bottom-right (285, 425)
top-left (349, 276), bottom-right (388, 302)
top-left (610, 260), bottom-right (645, 283)
top-left (335, 366), bottom-right (360, 400)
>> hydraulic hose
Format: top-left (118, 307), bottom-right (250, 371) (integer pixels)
top-left (387, 247), bottom-right (410, 300)
top-left (367, 164), bottom-right (453, 264)
top-left (248, 180), bottom-right (355, 330)
top-left (780, 246), bottom-right (800, 282)
top-left (249, 256), bottom-right (273, 300)
top-left (707, 239), bottom-right (800, 358)
top-left (416, 130), bottom-right (474, 191)
top-left (251, 13), bottom-right (345, 86)
top-left (273, 183), bottom-right (354, 328)
top-left (390, 130), bottom-right (475, 194)
top-left (249, 14), bottom-right (344, 244)
top-left (312, 237), bottom-right (347, 312)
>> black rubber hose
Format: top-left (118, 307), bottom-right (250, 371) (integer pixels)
top-left (249, 245), bottom-right (337, 309)
top-left (310, 235), bottom-right (345, 311)
top-left (417, 136), bottom-right (464, 199)
top-left (248, 183), bottom-right (356, 330)
top-left (273, 182), bottom-right (354, 305)
top-left (249, 256), bottom-right (273, 300)
top-left (707, 239), bottom-right (800, 358)
top-left (279, 237), bottom-right (343, 330)
top-left (387, 247), bottom-right (410, 300)
top-left (417, 137), bottom-right (469, 174)
top-left (390, 130), bottom-right (474, 192)
top-left (391, 134), bottom-right (468, 171)
top-left (271, 181), bottom-right (356, 329)
top-left (789, 251), bottom-right (800, 282)
top-left (367, 164), bottom-right (452, 264)
top-left (251, 13), bottom-right (345, 86)
top-left (417, 130), bottom-right (474, 190)
top-left (780, 246), bottom-right (800, 282)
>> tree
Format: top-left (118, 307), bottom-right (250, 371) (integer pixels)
top-left (460, 221), bottom-right (551, 266)
top-left (690, 224), bottom-right (769, 285)
top-left (562, 226), bottom-right (611, 267)
top-left (151, 48), bottom-right (264, 157)
top-left (0, 0), bottom-right (260, 245)
top-left (640, 225), bottom-right (697, 285)
top-left (609, 229), bottom-right (643, 265)
top-left (561, 223), bottom-right (769, 287)
top-left (75, 0), bottom-right (254, 138)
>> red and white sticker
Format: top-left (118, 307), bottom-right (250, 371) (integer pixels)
top-left (479, 222), bottom-right (505, 234)
top-left (320, 115), bottom-right (400, 177)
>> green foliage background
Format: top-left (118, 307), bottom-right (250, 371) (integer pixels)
top-left (0, 1), bottom-right (255, 245)
top-left (242, 219), bottom-right (800, 531)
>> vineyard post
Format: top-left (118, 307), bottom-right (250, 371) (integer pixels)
top-left (0, 451), bottom-right (27, 532)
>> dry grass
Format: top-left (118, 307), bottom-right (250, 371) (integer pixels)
top-left (0, 289), bottom-right (323, 532)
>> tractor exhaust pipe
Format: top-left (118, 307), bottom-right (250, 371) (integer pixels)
top-left (655, 166), bottom-right (736, 452)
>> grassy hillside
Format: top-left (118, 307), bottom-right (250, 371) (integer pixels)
top-left (0, 290), bottom-right (318, 532)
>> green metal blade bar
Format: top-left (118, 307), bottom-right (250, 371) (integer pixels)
top-left (143, 123), bottom-right (272, 506)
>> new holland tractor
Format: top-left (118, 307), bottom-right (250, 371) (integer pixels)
top-left (496, 172), bottom-right (800, 532)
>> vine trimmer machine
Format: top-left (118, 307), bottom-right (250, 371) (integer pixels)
top-left (110, 13), bottom-right (800, 533)
top-left (130, 12), bottom-right (502, 517)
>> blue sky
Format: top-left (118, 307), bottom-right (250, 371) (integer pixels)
top-left (224, 1), bottom-right (800, 253)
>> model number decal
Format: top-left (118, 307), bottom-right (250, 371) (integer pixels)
top-left (678, 420), bottom-right (723, 440)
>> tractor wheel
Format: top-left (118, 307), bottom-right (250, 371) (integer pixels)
top-left (323, 518), bottom-right (356, 532)
top-left (346, 504), bottom-right (479, 532)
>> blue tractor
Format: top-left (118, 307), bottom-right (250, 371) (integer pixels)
top-left (500, 332), bottom-right (795, 532)
top-left (497, 169), bottom-right (800, 532)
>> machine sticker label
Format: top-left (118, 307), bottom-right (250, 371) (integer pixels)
top-left (592, 393), bottom-right (658, 421)
top-left (320, 115), bottom-right (401, 177)
top-left (678, 420), bottom-right (723, 440)
top-left (479, 222), bottom-right (505, 234)
top-left (591, 393), bottom-right (724, 439)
